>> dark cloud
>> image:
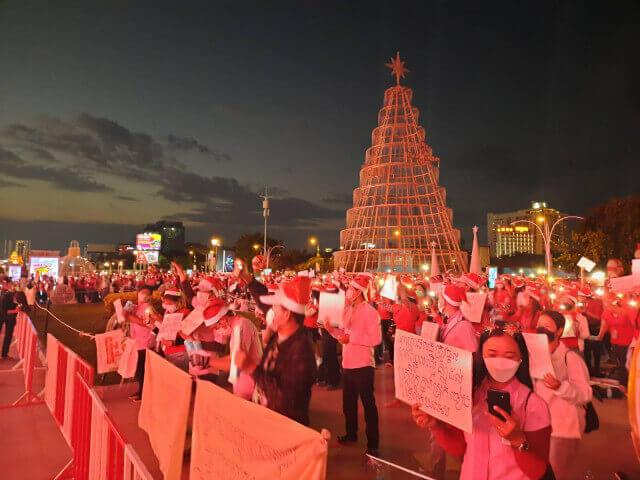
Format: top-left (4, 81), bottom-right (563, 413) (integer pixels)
top-left (322, 192), bottom-right (353, 205)
top-left (166, 134), bottom-right (231, 162)
top-left (0, 146), bottom-right (112, 193)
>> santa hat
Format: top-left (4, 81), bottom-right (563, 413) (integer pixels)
top-left (442, 284), bottom-right (467, 307)
top-left (350, 273), bottom-right (373, 300)
top-left (194, 276), bottom-right (223, 294)
top-left (260, 276), bottom-right (310, 315)
top-left (203, 298), bottom-right (229, 326)
top-left (462, 273), bottom-right (483, 290)
top-left (513, 277), bottom-right (525, 288)
top-left (162, 289), bottom-right (182, 299)
top-left (578, 287), bottom-right (592, 298)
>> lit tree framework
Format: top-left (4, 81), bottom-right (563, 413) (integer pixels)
top-left (333, 53), bottom-right (467, 273)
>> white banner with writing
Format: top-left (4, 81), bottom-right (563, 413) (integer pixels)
top-left (94, 329), bottom-right (125, 374)
top-left (190, 379), bottom-right (329, 480)
top-left (394, 330), bottom-right (473, 432)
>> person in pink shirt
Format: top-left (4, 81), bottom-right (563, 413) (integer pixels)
top-left (325, 273), bottom-right (382, 456)
top-left (438, 284), bottom-right (479, 352)
top-left (412, 324), bottom-right (551, 480)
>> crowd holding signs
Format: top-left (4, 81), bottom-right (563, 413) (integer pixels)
top-left (5, 248), bottom-right (640, 480)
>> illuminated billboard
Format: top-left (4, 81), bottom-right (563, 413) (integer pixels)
top-left (8, 265), bottom-right (22, 281)
top-left (136, 233), bottom-right (161, 251)
top-left (136, 251), bottom-right (159, 265)
top-left (29, 257), bottom-right (60, 279)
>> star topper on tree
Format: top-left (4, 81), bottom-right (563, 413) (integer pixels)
top-left (385, 51), bottom-right (409, 85)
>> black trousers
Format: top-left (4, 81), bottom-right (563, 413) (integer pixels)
top-left (611, 344), bottom-right (629, 385)
top-left (135, 349), bottom-right (146, 396)
top-left (0, 316), bottom-right (16, 357)
top-left (381, 319), bottom-right (394, 363)
top-left (320, 328), bottom-right (340, 386)
top-left (583, 338), bottom-right (602, 376)
top-left (343, 366), bottom-right (379, 449)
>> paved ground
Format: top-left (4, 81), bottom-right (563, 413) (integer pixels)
top-left (1, 326), bottom-right (639, 480)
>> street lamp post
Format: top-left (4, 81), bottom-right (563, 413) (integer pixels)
top-left (210, 238), bottom-right (220, 272)
top-left (309, 237), bottom-right (320, 257)
top-left (265, 244), bottom-right (284, 269)
top-left (511, 215), bottom-right (583, 275)
top-left (261, 188), bottom-right (269, 258)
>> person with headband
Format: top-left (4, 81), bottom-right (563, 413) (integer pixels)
top-left (412, 324), bottom-right (552, 480)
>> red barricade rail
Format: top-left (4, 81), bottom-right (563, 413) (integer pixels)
top-left (44, 334), bottom-right (153, 480)
top-left (45, 333), bottom-right (95, 480)
top-left (0, 312), bottom-right (44, 407)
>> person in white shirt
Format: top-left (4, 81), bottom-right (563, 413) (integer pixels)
top-left (534, 310), bottom-right (592, 479)
top-left (325, 273), bottom-right (382, 456)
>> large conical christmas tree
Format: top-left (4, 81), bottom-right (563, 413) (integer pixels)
top-left (333, 53), bottom-right (467, 273)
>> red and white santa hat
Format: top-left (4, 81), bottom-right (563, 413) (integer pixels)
top-left (462, 272), bottom-right (483, 290)
top-left (162, 289), bottom-right (182, 299)
top-left (578, 287), bottom-right (592, 298)
top-left (260, 276), bottom-right (311, 315)
top-left (442, 284), bottom-right (467, 307)
top-left (195, 276), bottom-right (223, 294)
top-left (203, 297), bottom-right (229, 326)
top-left (349, 273), bottom-right (373, 300)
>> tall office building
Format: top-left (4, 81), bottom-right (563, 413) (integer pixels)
top-left (487, 202), bottom-right (569, 257)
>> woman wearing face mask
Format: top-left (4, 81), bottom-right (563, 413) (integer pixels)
top-left (412, 325), bottom-right (551, 480)
top-left (126, 286), bottom-right (160, 401)
top-left (534, 310), bottom-right (592, 479)
top-left (156, 289), bottom-right (190, 363)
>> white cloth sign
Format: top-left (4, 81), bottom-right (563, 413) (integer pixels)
top-left (522, 333), bottom-right (554, 379)
top-left (394, 330), bottom-right (473, 432)
top-left (420, 321), bottom-right (439, 342)
top-left (190, 380), bottom-right (328, 480)
top-left (117, 338), bottom-right (138, 379)
top-left (114, 299), bottom-right (126, 324)
top-left (460, 292), bottom-right (487, 323)
top-left (158, 313), bottom-right (183, 341)
top-left (380, 275), bottom-right (398, 301)
top-left (318, 290), bottom-right (345, 327)
top-left (95, 330), bottom-right (125, 374)
top-left (609, 274), bottom-right (640, 293)
top-left (139, 350), bottom-right (193, 480)
top-left (182, 308), bottom-right (206, 336)
top-left (228, 324), bottom-right (241, 384)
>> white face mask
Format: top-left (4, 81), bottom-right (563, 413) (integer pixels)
top-left (265, 308), bottom-right (276, 330)
top-left (484, 357), bottom-right (521, 383)
top-left (162, 303), bottom-right (178, 313)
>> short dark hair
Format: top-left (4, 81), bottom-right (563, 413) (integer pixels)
top-left (137, 285), bottom-right (152, 293)
top-left (291, 312), bottom-right (305, 325)
top-left (540, 310), bottom-right (566, 330)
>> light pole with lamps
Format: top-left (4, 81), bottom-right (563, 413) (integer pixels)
top-left (308, 237), bottom-right (320, 257)
top-left (511, 215), bottom-right (583, 275)
top-left (210, 238), bottom-right (220, 272)
top-left (261, 187), bottom-right (269, 257)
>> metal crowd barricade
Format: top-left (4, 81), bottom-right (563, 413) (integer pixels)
top-left (0, 312), bottom-right (44, 407)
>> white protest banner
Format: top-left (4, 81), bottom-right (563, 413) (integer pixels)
top-left (228, 324), bottom-right (241, 384)
top-left (117, 338), bottom-right (138, 379)
top-left (380, 274), bottom-right (398, 301)
top-left (190, 380), bottom-right (328, 480)
top-left (318, 290), bottom-right (345, 327)
top-left (610, 274), bottom-right (640, 293)
top-left (114, 299), bottom-right (126, 324)
top-left (139, 350), bottom-right (192, 480)
top-left (394, 330), bottom-right (472, 432)
top-left (181, 308), bottom-right (205, 336)
top-left (393, 330), bottom-right (473, 433)
top-left (632, 259), bottom-right (640, 276)
top-left (577, 256), bottom-right (596, 272)
top-left (522, 333), bottom-right (554, 379)
top-left (460, 292), bottom-right (487, 323)
top-left (158, 313), bottom-right (183, 341)
top-left (420, 321), bottom-right (439, 342)
top-left (196, 291), bottom-right (209, 307)
top-left (94, 329), bottom-right (125, 374)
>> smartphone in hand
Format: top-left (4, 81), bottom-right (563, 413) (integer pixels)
top-left (487, 389), bottom-right (511, 422)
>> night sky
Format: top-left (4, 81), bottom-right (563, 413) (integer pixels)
top-left (1, 1), bottom-right (639, 253)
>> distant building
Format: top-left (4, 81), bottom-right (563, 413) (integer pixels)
top-left (3, 240), bottom-right (31, 262)
top-left (487, 201), bottom-right (569, 258)
top-left (142, 221), bottom-right (185, 256)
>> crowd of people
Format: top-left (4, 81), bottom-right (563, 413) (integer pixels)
top-left (1, 254), bottom-right (638, 479)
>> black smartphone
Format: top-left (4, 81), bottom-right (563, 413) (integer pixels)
top-left (487, 389), bottom-right (511, 422)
